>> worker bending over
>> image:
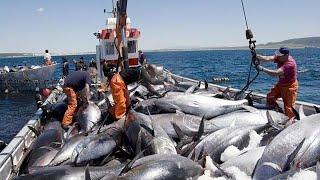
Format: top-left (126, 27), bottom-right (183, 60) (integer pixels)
top-left (102, 63), bottom-right (165, 121)
top-left (62, 70), bottom-right (95, 129)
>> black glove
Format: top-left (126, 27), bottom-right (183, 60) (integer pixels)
top-left (255, 65), bottom-right (265, 72)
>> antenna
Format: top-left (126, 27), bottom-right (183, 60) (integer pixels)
top-left (112, 0), bottom-right (116, 17)
top-left (104, 0), bottom-right (116, 17)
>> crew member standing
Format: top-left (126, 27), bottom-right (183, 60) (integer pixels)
top-left (138, 50), bottom-right (146, 66)
top-left (62, 57), bottom-right (69, 77)
top-left (102, 63), bottom-right (165, 121)
top-left (44, 49), bottom-right (52, 66)
top-left (62, 70), bottom-right (93, 129)
top-left (256, 47), bottom-right (298, 119)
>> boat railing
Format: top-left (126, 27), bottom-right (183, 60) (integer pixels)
top-left (164, 69), bottom-right (319, 116)
top-left (0, 80), bottom-right (63, 180)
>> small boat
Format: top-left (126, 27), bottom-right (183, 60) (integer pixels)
top-left (0, 64), bottom-right (58, 92)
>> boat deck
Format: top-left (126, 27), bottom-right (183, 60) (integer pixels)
top-left (0, 69), bottom-right (319, 180)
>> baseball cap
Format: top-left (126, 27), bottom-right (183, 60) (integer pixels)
top-left (275, 47), bottom-right (289, 56)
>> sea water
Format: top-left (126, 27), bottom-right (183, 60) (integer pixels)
top-left (0, 48), bottom-right (319, 142)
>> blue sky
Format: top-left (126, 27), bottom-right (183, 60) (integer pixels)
top-left (0, 0), bottom-right (319, 53)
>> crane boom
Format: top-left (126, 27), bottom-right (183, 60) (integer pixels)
top-left (115, 0), bottom-right (129, 70)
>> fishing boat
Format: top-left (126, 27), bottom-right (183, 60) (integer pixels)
top-left (1, 1), bottom-right (320, 180)
top-left (94, 15), bottom-right (141, 82)
top-left (0, 64), bottom-right (58, 92)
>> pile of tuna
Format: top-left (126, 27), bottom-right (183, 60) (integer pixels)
top-left (15, 73), bottom-right (320, 180)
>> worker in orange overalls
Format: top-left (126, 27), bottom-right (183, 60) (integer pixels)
top-left (62, 70), bottom-right (94, 129)
top-left (102, 63), bottom-right (165, 121)
top-left (255, 47), bottom-right (298, 119)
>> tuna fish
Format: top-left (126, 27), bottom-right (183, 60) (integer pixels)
top-left (49, 135), bottom-right (86, 166)
top-left (151, 93), bottom-right (248, 119)
top-left (25, 147), bottom-right (59, 173)
top-left (150, 109), bottom-right (286, 139)
top-left (189, 125), bottom-right (268, 163)
top-left (14, 164), bottom-right (124, 180)
top-left (253, 113), bottom-right (320, 180)
top-left (147, 121), bottom-right (177, 155)
top-left (76, 102), bottom-right (101, 133)
top-left (221, 146), bottom-right (266, 176)
top-left (71, 132), bottom-right (119, 166)
top-left (118, 154), bottom-right (203, 179)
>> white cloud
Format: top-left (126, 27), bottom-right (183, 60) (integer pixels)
top-left (36, 8), bottom-right (44, 13)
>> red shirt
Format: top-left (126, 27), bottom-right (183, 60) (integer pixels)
top-left (274, 55), bottom-right (297, 85)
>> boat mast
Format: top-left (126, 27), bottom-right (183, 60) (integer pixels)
top-left (115, 0), bottom-right (129, 70)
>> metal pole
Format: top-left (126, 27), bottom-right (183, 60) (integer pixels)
top-left (96, 45), bottom-right (103, 82)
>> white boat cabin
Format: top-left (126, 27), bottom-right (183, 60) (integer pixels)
top-left (96, 18), bottom-right (140, 66)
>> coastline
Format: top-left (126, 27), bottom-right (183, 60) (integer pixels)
top-left (1, 46), bottom-right (319, 59)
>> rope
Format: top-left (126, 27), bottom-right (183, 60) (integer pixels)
top-left (240, 0), bottom-right (249, 30)
top-left (236, 0), bottom-right (261, 98)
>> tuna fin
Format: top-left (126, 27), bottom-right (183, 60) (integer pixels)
top-left (220, 86), bottom-right (231, 99)
top-left (119, 149), bottom-right (146, 175)
top-left (222, 86), bottom-right (230, 94)
top-left (193, 116), bottom-right (205, 141)
top-left (316, 161), bottom-right (320, 178)
top-left (160, 90), bottom-right (170, 97)
top-left (190, 149), bottom-right (196, 161)
top-left (171, 122), bottom-right (185, 140)
top-left (283, 138), bottom-right (305, 172)
top-left (27, 126), bottom-right (40, 137)
top-left (143, 107), bottom-right (156, 136)
top-left (260, 129), bottom-right (282, 146)
top-left (243, 105), bottom-right (259, 113)
top-left (204, 80), bottom-right (208, 90)
top-left (97, 113), bottom-right (110, 134)
top-left (314, 106), bottom-right (320, 113)
top-left (140, 124), bottom-right (154, 137)
top-left (179, 140), bottom-right (197, 157)
top-left (234, 90), bottom-right (245, 100)
top-left (135, 130), bottom-right (142, 154)
top-left (245, 94), bottom-right (254, 107)
top-left (197, 145), bottom-right (206, 161)
top-left (251, 159), bottom-right (260, 178)
top-left (175, 110), bottom-right (185, 116)
top-left (128, 84), bottom-right (140, 93)
top-left (207, 157), bottom-right (233, 178)
top-left (185, 84), bottom-right (197, 94)
top-left (154, 101), bottom-right (181, 113)
top-left (298, 105), bottom-right (306, 120)
top-left (266, 111), bottom-right (283, 130)
top-left (291, 106), bottom-right (300, 120)
top-left (85, 164), bottom-right (91, 180)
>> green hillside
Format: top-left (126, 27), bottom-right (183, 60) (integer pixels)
top-left (0, 53), bottom-right (33, 58)
top-left (257, 37), bottom-right (320, 49)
